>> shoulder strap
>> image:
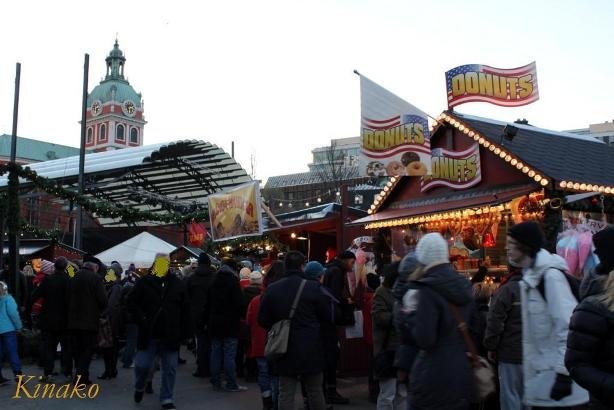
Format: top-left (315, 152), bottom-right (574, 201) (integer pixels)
top-left (449, 303), bottom-right (479, 367)
top-left (289, 279), bottom-right (307, 320)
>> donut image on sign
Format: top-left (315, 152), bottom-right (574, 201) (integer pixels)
top-left (407, 161), bottom-right (427, 176)
top-left (386, 161), bottom-right (407, 176)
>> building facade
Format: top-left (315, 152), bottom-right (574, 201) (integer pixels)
top-left (566, 120), bottom-right (614, 146)
top-left (86, 40), bottom-right (146, 152)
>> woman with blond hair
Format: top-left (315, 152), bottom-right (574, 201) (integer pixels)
top-left (566, 267), bottom-right (614, 409)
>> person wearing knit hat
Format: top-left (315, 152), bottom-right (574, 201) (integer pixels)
top-left (41, 260), bottom-right (55, 275)
top-left (507, 221), bottom-right (544, 260)
top-left (303, 261), bottom-right (326, 281)
top-left (239, 267), bottom-right (252, 288)
top-left (580, 226), bottom-right (614, 300)
top-left (198, 252), bottom-right (211, 266)
top-left (249, 271), bottom-right (263, 285)
top-left (506, 222), bottom-right (590, 406)
top-left (415, 233), bottom-right (450, 267)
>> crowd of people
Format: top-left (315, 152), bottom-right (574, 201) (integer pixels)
top-left (0, 223), bottom-right (613, 410)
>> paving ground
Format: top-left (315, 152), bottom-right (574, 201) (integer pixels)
top-left (0, 348), bottom-right (374, 409)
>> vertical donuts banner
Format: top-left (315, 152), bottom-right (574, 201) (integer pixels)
top-left (358, 75), bottom-right (432, 177)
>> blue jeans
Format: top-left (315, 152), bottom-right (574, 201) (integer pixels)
top-left (0, 331), bottom-right (21, 376)
top-left (121, 324), bottom-right (138, 367)
top-left (210, 337), bottom-right (239, 389)
top-left (498, 362), bottom-right (526, 410)
top-left (134, 340), bottom-right (178, 405)
top-left (256, 357), bottom-right (272, 397)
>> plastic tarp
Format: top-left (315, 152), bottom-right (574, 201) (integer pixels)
top-left (96, 231), bottom-right (176, 269)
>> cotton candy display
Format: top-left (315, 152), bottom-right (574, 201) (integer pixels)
top-left (556, 233), bottom-right (579, 276)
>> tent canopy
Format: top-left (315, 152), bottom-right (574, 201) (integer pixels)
top-left (96, 231), bottom-right (176, 269)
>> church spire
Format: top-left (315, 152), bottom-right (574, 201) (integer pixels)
top-left (105, 39), bottom-right (127, 80)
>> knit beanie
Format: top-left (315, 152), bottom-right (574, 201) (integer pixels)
top-left (41, 259), bottom-right (55, 275)
top-left (303, 261), bottom-right (325, 281)
top-left (399, 253), bottom-right (421, 275)
top-left (249, 271), bottom-right (263, 284)
top-left (198, 252), bottom-right (211, 266)
top-left (239, 267), bottom-right (252, 279)
top-left (593, 227), bottom-right (614, 269)
top-left (508, 221), bottom-right (544, 257)
top-left (111, 262), bottom-right (123, 276)
top-left (415, 233), bottom-right (450, 266)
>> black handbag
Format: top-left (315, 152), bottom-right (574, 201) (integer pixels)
top-left (373, 325), bottom-right (396, 379)
top-left (336, 302), bottom-right (356, 326)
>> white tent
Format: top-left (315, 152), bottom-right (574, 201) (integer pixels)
top-left (96, 232), bottom-right (176, 269)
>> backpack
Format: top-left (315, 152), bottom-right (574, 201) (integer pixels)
top-left (536, 269), bottom-right (580, 302)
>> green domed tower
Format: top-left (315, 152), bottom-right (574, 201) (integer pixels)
top-left (85, 40), bottom-right (146, 151)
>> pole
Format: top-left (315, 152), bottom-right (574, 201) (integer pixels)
top-left (75, 54), bottom-right (89, 250)
top-left (231, 141), bottom-right (235, 159)
top-left (8, 62), bottom-right (21, 304)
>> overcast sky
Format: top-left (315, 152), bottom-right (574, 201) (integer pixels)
top-left (1, 0), bottom-right (613, 182)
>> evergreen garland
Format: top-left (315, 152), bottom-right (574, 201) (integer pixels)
top-left (0, 163), bottom-right (209, 225)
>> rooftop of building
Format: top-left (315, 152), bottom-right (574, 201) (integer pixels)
top-left (0, 134), bottom-right (83, 162)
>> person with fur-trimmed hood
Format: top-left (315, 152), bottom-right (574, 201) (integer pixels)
top-left (506, 221), bottom-right (588, 408)
top-left (400, 233), bottom-right (473, 410)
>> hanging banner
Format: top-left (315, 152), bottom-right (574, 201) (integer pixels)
top-left (208, 181), bottom-right (264, 241)
top-left (187, 222), bottom-right (207, 247)
top-left (446, 62), bottom-right (539, 108)
top-left (421, 143), bottom-right (481, 192)
top-left (358, 75), bottom-right (432, 177)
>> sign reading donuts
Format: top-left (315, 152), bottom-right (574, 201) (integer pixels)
top-left (421, 143), bottom-right (481, 192)
top-left (358, 75), bottom-right (432, 177)
top-left (208, 181), bottom-right (264, 241)
top-left (446, 62), bottom-right (539, 108)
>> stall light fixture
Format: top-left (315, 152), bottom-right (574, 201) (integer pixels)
top-left (560, 180), bottom-right (614, 194)
top-left (290, 232), bottom-right (297, 239)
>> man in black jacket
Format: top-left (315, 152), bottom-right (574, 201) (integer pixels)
top-left (322, 250), bottom-right (356, 405)
top-left (204, 258), bottom-right (247, 392)
top-left (128, 254), bottom-right (189, 410)
top-left (66, 257), bottom-right (108, 384)
top-left (259, 251), bottom-right (333, 410)
top-left (483, 267), bottom-right (523, 410)
top-left (31, 257), bottom-right (71, 381)
top-left (185, 252), bottom-right (216, 378)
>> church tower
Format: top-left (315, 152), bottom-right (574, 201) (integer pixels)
top-left (85, 40), bottom-right (146, 151)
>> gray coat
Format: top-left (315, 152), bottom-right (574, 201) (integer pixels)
top-left (483, 274), bottom-right (522, 364)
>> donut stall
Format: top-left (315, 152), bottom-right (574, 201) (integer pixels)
top-left (352, 110), bottom-right (614, 281)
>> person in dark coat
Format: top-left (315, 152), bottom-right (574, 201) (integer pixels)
top-left (566, 269), bottom-right (614, 409)
top-left (66, 257), bottom-right (108, 384)
top-left (372, 262), bottom-right (406, 410)
top-left (580, 227), bottom-right (614, 300)
top-left (259, 251), bottom-right (333, 410)
top-left (31, 257), bottom-right (72, 381)
top-left (322, 250), bottom-right (356, 405)
top-left (204, 258), bottom-right (247, 392)
top-left (401, 233), bottom-right (473, 410)
top-left (483, 267), bottom-right (523, 410)
top-left (127, 254), bottom-right (190, 409)
top-left (98, 263), bottom-right (123, 380)
top-left (185, 253), bottom-right (217, 378)
top-left (120, 270), bottom-right (140, 368)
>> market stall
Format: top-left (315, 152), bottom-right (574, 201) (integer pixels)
top-left (352, 111), bottom-right (614, 279)
top-left (95, 231), bottom-right (176, 269)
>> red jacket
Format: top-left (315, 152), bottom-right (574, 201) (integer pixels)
top-left (362, 292), bottom-right (375, 348)
top-left (240, 278), bottom-right (251, 289)
top-left (246, 295), bottom-right (267, 358)
top-left (31, 272), bottom-right (46, 315)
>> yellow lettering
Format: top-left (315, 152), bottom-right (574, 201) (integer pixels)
top-left (478, 73), bottom-right (493, 96)
top-left (384, 128), bottom-right (395, 148)
top-left (518, 74), bottom-right (533, 98)
top-left (41, 383), bottom-right (56, 398)
top-left (431, 157), bottom-right (439, 179)
top-left (55, 383), bottom-right (70, 399)
top-left (413, 123), bottom-right (425, 144)
top-left (363, 130), bottom-right (374, 150)
top-left (508, 77), bottom-right (519, 99)
top-left (466, 156), bottom-right (477, 180)
top-left (452, 74), bottom-right (466, 96)
top-left (448, 159), bottom-right (455, 181)
top-left (457, 159), bottom-right (467, 181)
top-left (394, 126), bottom-right (404, 146)
top-left (87, 384), bottom-right (100, 398)
top-left (440, 158), bottom-right (449, 179)
top-left (70, 376), bottom-right (87, 399)
top-left (13, 375), bottom-right (36, 399)
top-left (374, 130), bottom-right (385, 150)
top-left (465, 72), bottom-right (479, 94)
top-left (493, 75), bottom-right (507, 98)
